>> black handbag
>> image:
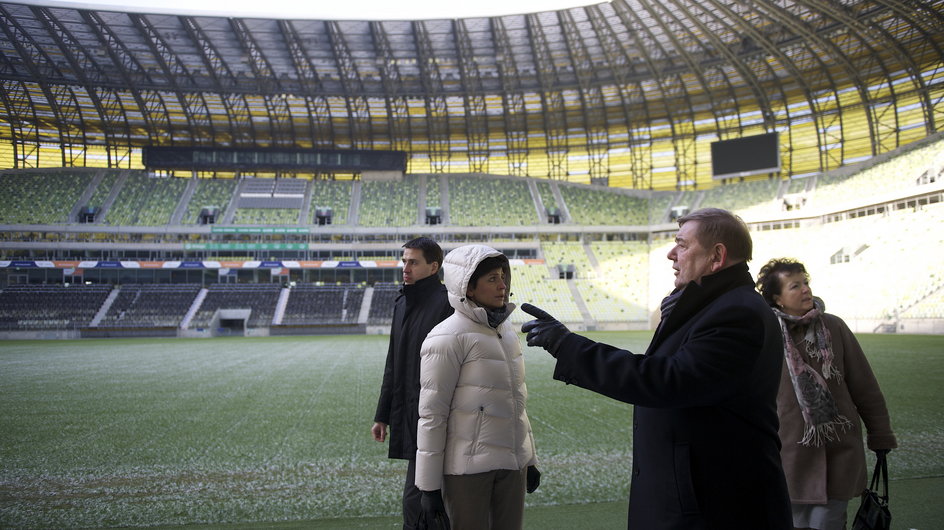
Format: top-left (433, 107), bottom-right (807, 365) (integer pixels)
top-left (418, 511), bottom-right (451, 530)
top-left (851, 451), bottom-right (891, 530)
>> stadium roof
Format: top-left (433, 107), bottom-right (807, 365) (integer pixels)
top-left (0, 0), bottom-right (942, 189)
top-left (25, 0), bottom-right (599, 20)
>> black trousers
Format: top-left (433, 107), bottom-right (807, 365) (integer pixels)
top-left (403, 459), bottom-right (423, 530)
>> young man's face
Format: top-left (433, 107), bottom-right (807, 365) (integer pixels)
top-left (401, 248), bottom-right (438, 285)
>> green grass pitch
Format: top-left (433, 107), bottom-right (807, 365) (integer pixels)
top-left (1, 332), bottom-right (942, 529)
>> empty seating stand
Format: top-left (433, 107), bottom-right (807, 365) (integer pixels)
top-left (99, 284), bottom-right (201, 328)
top-left (189, 283), bottom-right (282, 329)
top-left (367, 283), bottom-right (401, 324)
top-left (281, 283), bottom-right (365, 325)
top-left (0, 284), bottom-right (112, 330)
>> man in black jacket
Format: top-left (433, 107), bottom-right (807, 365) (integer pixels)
top-left (372, 237), bottom-right (453, 530)
top-left (521, 208), bottom-right (791, 530)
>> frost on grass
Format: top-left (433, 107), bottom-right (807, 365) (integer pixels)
top-left (0, 450), bottom-right (637, 528)
top-left (527, 449), bottom-right (632, 505)
top-left (0, 458), bottom-right (405, 528)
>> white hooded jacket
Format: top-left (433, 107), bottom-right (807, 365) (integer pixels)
top-left (415, 244), bottom-right (537, 492)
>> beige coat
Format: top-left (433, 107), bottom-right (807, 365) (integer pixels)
top-left (777, 313), bottom-right (897, 503)
top-left (414, 245), bottom-right (537, 492)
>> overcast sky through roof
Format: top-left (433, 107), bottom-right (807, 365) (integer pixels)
top-left (22, 0), bottom-right (601, 20)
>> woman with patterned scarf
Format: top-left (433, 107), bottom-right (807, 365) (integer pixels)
top-left (756, 259), bottom-right (897, 530)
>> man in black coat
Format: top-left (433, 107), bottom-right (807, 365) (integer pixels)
top-left (373, 237), bottom-right (453, 530)
top-left (522, 208), bottom-right (791, 530)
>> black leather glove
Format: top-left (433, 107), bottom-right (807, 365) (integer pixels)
top-left (421, 490), bottom-right (449, 528)
top-left (526, 465), bottom-right (541, 493)
top-left (521, 303), bottom-right (571, 357)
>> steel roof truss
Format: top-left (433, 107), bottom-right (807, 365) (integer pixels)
top-left (454, 19), bottom-right (490, 174)
top-left (492, 17), bottom-right (529, 177)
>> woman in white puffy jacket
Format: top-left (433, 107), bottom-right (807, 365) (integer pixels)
top-left (415, 244), bottom-right (539, 530)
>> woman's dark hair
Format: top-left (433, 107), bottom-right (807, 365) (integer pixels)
top-left (469, 255), bottom-right (508, 289)
top-left (755, 258), bottom-right (808, 307)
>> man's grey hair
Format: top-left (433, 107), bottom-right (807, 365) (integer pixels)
top-left (677, 207), bottom-right (753, 262)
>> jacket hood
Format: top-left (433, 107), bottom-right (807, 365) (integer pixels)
top-left (443, 244), bottom-right (513, 319)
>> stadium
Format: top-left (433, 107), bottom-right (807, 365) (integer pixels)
top-left (1, 0), bottom-right (943, 528)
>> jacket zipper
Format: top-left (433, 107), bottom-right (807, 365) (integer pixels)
top-left (469, 405), bottom-right (485, 461)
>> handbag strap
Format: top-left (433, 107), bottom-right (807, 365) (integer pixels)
top-left (869, 451), bottom-right (889, 500)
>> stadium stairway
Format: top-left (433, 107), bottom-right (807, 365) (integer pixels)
top-left (272, 287), bottom-right (290, 325)
top-left (417, 174), bottom-right (428, 225)
top-left (526, 180), bottom-right (546, 221)
top-left (347, 181), bottom-right (362, 226)
top-left (551, 182), bottom-right (573, 223)
top-left (358, 287), bottom-right (373, 324)
top-left (582, 241), bottom-right (601, 271)
top-left (96, 171), bottom-right (129, 222)
top-left (180, 288), bottom-right (208, 329)
top-left (221, 184), bottom-right (241, 224)
top-left (566, 279), bottom-right (594, 328)
top-left (90, 286), bottom-right (119, 327)
top-left (69, 170), bottom-right (105, 223)
top-left (439, 176), bottom-right (451, 224)
top-left (691, 191), bottom-right (706, 211)
top-left (298, 181), bottom-right (313, 224)
top-left (169, 178), bottom-right (198, 225)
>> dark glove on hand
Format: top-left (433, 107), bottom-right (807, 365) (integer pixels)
top-left (520, 303), bottom-right (571, 357)
top-left (526, 465), bottom-right (541, 493)
top-left (421, 489), bottom-right (448, 521)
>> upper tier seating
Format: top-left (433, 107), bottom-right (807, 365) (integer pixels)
top-left (647, 192), bottom-right (674, 224)
top-left (309, 180), bottom-right (353, 225)
top-left (86, 171), bottom-right (120, 212)
top-left (426, 176), bottom-right (441, 209)
top-left (358, 176), bottom-right (419, 226)
top-left (700, 178), bottom-right (781, 213)
top-left (535, 181), bottom-right (559, 217)
top-left (786, 177), bottom-right (810, 195)
top-left (448, 176), bottom-right (537, 226)
top-left (105, 172), bottom-right (188, 226)
top-left (0, 171), bottom-right (92, 224)
top-left (673, 190), bottom-right (696, 212)
top-left (560, 186), bottom-right (649, 225)
top-left (810, 138), bottom-right (944, 211)
top-left (231, 207), bottom-right (299, 225)
top-left (183, 179), bottom-right (238, 224)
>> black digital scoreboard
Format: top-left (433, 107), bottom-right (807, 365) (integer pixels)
top-left (143, 146), bottom-right (407, 173)
top-left (710, 132), bottom-right (780, 180)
